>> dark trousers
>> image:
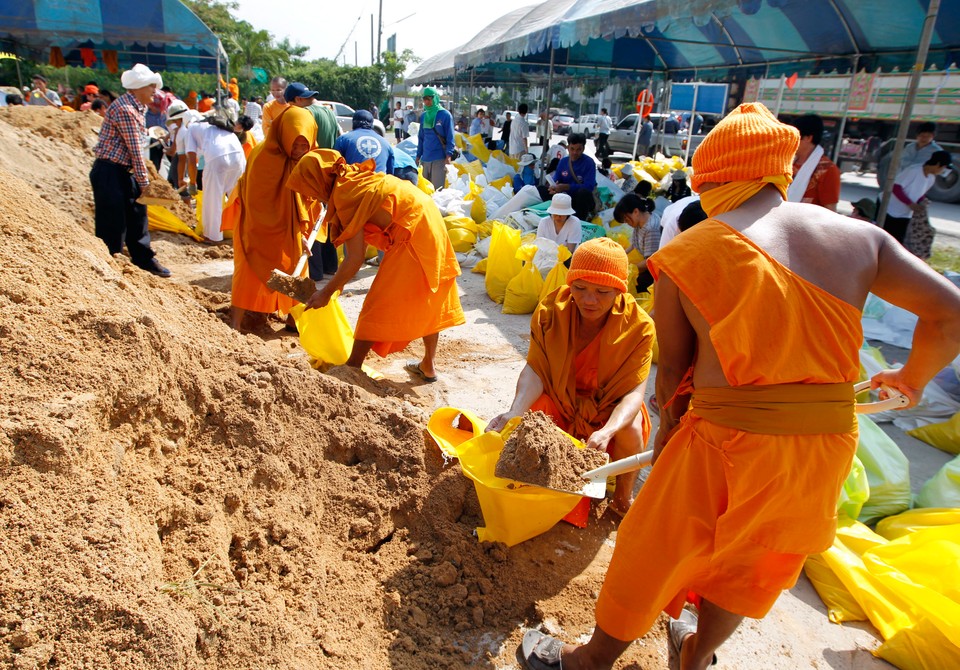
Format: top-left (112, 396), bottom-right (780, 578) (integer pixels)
top-left (149, 145), bottom-right (163, 172)
top-left (89, 159), bottom-right (155, 266)
top-left (166, 153), bottom-right (180, 188)
top-left (571, 189), bottom-right (596, 220)
top-left (883, 215), bottom-right (911, 244)
top-left (308, 240), bottom-right (340, 281)
top-left (596, 132), bottom-right (609, 158)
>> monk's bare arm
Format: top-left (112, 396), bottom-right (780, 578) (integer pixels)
top-left (587, 382), bottom-right (647, 453)
top-left (870, 235), bottom-right (960, 405)
top-left (305, 232), bottom-right (365, 310)
top-left (652, 274), bottom-right (697, 462)
top-left (486, 364), bottom-right (545, 432)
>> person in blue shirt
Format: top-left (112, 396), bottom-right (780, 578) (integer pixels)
top-left (512, 152), bottom-right (538, 194)
top-left (416, 87), bottom-right (455, 191)
top-left (334, 110), bottom-right (394, 174)
top-left (549, 133), bottom-right (597, 219)
top-left (392, 145), bottom-right (419, 186)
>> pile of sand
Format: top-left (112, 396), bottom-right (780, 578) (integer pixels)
top-left (0, 111), bottom-right (669, 669)
top-left (496, 411), bottom-right (608, 491)
top-left (0, 106), bottom-right (102, 151)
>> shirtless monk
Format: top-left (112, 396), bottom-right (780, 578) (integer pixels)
top-left (519, 103), bottom-right (960, 670)
top-left (286, 149), bottom-right (465, 379)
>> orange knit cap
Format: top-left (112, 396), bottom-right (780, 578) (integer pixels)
top-left (566, 238), bottom-right (628, 293)
top-left (691, 102), bottom-right (799, 192)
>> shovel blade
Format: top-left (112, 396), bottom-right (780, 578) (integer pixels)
top-left (266, 269), bottom-right (316, 304)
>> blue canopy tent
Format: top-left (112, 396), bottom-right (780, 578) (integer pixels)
top-left (0, 0), bottom-right (227, 77)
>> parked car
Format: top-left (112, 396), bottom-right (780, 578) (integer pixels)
top-left (316, 100), bottom-right (356, 134)
top-left (607, 113), bottom-right (707, 161)
top-left (495, 109), bottom-right (519, 128)
top-left (526, 113), bottom-right (539, 126)
top-left (552, 114), bottom-right (574, 135)
top-left (570, 114), bottom-right (599, 138)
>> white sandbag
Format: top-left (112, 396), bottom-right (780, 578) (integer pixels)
top-left (448, 174), bottom-right (472, 195)
top-left (456, 251), bottom-right (482, 269)
top-left (520, 210), bottom-right (542, 232)
top-left (484, 157), bottom-right (515, 182)
top-left (530, 238), bottom-right (561, 274)
top-left (474, 235), bottom-right (494, 258)
top-left (489, 184), bottom-right (543, 221)
top-left (406, 122), bottom-right (420, 138)
top-left (480, 186), bottom-right (509, 211)
top-left (475, 174), bottom-right (489, 188)
top-left (596, 208), bottom-right (616, 226)
top-left (861, 293), bottom-right (917, 349)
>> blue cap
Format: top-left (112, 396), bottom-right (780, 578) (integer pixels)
top-left (284, 82), bottom-right (319, 103)
top-left (352, 109), bottom-right (374, 130)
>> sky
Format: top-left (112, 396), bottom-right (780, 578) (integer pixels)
top-left (233, 0), bottom-right (529, 72)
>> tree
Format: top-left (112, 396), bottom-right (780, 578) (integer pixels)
top-left (380, 48), bottom-right (420, 88)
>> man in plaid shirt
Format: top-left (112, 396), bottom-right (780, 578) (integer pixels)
top-left (89, 64), bottom-right (171, 277)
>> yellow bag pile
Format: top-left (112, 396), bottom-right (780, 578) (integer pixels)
top-left (476, 220), bottom-right (495, 239)
top-left (466, 135), bottom-right (491, 163)
top-left (908, 412), bottom-right (960, 455)
top-left (489, 175), bottom-right (512, 191)
top-left (539, 245), bottom-right (572, 302)
top-left (485, 222), bottom-right (522, 303)
top-left (147, 205), bottom-right (202, 242)
top-left (502, 244), bottom-right (543, 314)
top-left (444, 215), bottom-right (479, 252)
top-left (416, 166), bottom-right (436, 194)
top-left (803, 513), bottom-right (960, 669)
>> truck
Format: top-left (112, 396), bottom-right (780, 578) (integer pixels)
top-left (745, 68), bottom-right (960, 202)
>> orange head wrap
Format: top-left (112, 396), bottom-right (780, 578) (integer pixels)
top-left (691, 102), bottom-right (798, 191)
top-left (566, 238), bottom-right (628, 293)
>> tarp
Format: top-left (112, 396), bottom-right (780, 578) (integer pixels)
top-left (0, 0), bottom-right (225, 74)
top-left (434, 0), bottom-right (960, 82)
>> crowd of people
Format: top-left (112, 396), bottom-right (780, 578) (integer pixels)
top-left (10, 61), bottom-right (958, 668)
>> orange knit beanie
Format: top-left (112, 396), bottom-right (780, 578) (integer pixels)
top-left (566, 238), bottom-right (628, 293)
top-left (691, 102), bottom-right (799, 192)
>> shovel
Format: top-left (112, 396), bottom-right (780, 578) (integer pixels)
top-left (512, 383), bottom-right (909, 500)
top-left (265, 213), bottom-right (325, 304)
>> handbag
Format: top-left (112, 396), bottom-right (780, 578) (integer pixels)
top-left (433, 119), bottom-right (461, 160)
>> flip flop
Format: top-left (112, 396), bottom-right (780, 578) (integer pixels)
top-left (404, 360), bottom-right (438, 383)
top-left (518, 629), bottom-right (564, 670)
top-left (669, 609), bottom-right (717, 666)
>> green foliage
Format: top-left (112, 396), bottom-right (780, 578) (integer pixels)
top-left (285, 60), bottom-right (384, 111)
top-left (381, 49), bottom-right (420, 86)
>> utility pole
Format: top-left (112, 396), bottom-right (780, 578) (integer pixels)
top-left (370, 15), bottom-right (374, 66)
top-left (376, 0), bottom-right (384, 65)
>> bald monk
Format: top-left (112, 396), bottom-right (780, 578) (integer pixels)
top-left (230, 106), bottom-right (320, 330)
top-left (487, 238), bottom-right (655, 515)
top-left (519, 103), bottom-right (960, 670)
top-left (286, 149), bottom-right (465, 379)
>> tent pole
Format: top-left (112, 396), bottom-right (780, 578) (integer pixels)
top-left (14, 49), bottom-right (23, 90)
top-left (545, 47), bottom-right (555, 118)
top-left (773, 74), bottom-right (786, 116)
top-left (683, 83), bottom-right (699, 165)
top-left (216, 40), bottom-right (222, 108)
top-left (833, 54), bottom-right (860, 163)
top-left (877, 0), bottom-right (940, 228)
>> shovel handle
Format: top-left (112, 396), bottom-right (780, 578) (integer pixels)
top-left (582, 450), bottom-right (654, 481)
top-left (292, 209), bottom-right (326, 277)
top-left (854, 381), bottom-right (910, 414)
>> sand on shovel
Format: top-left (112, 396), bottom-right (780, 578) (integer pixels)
top-left (495, 411), bottom-right (608, 493)
top-left (267, 271), bottom-right (316, 303)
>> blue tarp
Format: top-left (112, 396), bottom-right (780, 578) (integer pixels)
top-left (422, 0), bottom-right (960, 83)
top-left (0, 0), bottom-right (224, 74)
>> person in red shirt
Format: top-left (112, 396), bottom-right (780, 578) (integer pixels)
top-left (787, 114), bottom-right (840, 211)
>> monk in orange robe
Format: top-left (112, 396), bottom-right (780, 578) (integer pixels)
top-left (261, 77), bottom-right (289, 138)
top-left (487, 238), bottom-right (655, 515)
top-left (519, 103), bottom-right (960, 670)
top-left (285, 149), bottom-right (465, 378)
top-left (230, 106), bottom-right (320, 330)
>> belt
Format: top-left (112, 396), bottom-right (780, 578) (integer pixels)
top-left (691, 382), bottom-right (856, 435)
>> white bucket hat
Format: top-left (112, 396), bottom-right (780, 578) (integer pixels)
top-left (518, 153), bottom-right (537, 166)
top-left (546, 193), bottom-right (576, 216)
top-left (121, 64), bottom-right (162, 91)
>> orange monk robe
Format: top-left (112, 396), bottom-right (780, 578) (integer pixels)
top-left (594, 219), bottom-right (862, 642)
top-left (261, 99), bottom-right (289, 138)
top-left (527, 286), bottom-right (655, 443)
top-left (287, 149), bottom-right (465, 356)
top-left (231, 107), bottom-right (320, 314)
top-left (240, 132), bottom-right (257, 160)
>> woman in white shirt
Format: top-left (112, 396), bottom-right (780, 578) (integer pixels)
top-left (536, 193), bottom-right (582, 253)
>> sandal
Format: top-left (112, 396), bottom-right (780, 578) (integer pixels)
top-left (404, 360), bottom-right (438, 383)
top-left (669, 609), bottom-right (717, 666)
top-left (518, 629), bottom-right (564, 670)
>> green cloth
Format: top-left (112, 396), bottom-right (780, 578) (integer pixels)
top-left (308, 103), bottom-right (339, 149)
top-left (421, 86), bottom-right (440, 129)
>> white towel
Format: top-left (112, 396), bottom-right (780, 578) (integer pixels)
top-left (787, 145), bottom-right (823, 202)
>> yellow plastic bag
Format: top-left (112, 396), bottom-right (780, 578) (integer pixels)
top-left (466, 135), bottom-right (491, 163)
top-left (444, 215), bottom-right (479, 234)
top-left (539, 245), bottom-right (572, 302)
top-left (472, 258), bottom-right (488, 274)
top-left (485, 222), bottom-right (522, 304)
top-left (447, 228), bottom-right (477, 253)
top-left (502, 244), bottom-right (544, 315)
top-left (489, 175), bottom-right (512, 190)
top-left (416, 166), bottom-right (435, 195)
top-left (627, 264), bottom-right (640, 299)
top-left (147, 205), bottom-right (203, 241)
top-left (426, 407), bottom-right (582, 546)
top-left (470, 197), bottom-right (487, 225)
top-left (194, 190), bottom-right (204, 235)
top-left (290, 296), bottom-right (354, 365)
top-left (908, 412), bottom-right (960, 455)
top-left (876, 508), bottom-right (960, 541)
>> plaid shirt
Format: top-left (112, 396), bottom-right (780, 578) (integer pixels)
top-left (631, 212), bottom-right (662, 259)
top-left (94, 92), bottom-right (149, 188)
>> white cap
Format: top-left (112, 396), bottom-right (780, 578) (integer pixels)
top-left (121, 64), bottom-right (162, 91)
top-left (518, 153), bottom-right (537, 166)
top-left (546, 193), bottom-right (576, 216)
top-left (166, 100), bottom-right (189, 120)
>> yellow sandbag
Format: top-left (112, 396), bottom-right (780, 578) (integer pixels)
top-left (485, 222), bottom-right (522, 304)
top-left (489, 149), bottom-right (517, 170)
top-left (609, 232), bottom-right (630, 250)
top-left (466, 135), bottom-right (490, 163)
top-left (364, 244), bottom-right (378, 260)
top-left (876, 508), bottom-right (960, 541)
top-left (539, 246), bottom-right (572, 302)
top-left (444, 216), bottom-right (479, 234)
top-left (147, 205), bottom-right (203, 241)
top-left (447, 228), bottom-right (477, 253)
top-left (470, 197), bottom-right (487, 225)
top-left (520, 231), bottom-right (537, 245)
top-left (426, 408), bottom-right (582, 546)
top-left (194, 190), bottom-right (204, 235)
top-left (290, 296), bottom-right (353, 365)
top-left (463, 179), bottom-right (483, 201)
top-left (502, 244), bottom-right (544, 315)
top-left (908, 412), bottom-right (960, 455)
top-left (627, 264), bottom-right (640, 299)
top-left (472, 258), bottom-right (488, 274)
top-left (416, 166), bottom-right (435, 195)
top-left (489, 175), bottom-right (512, 190)
top-left (804, 550), bottom-right (869, 623)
